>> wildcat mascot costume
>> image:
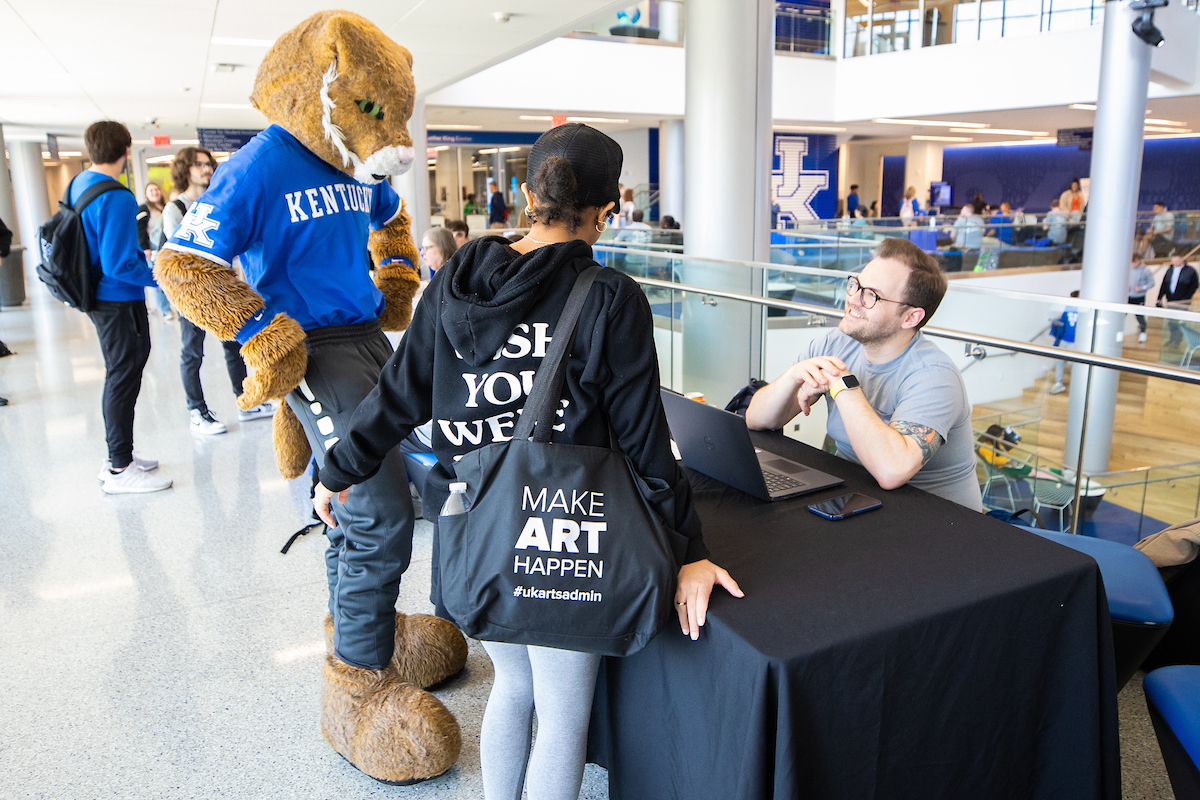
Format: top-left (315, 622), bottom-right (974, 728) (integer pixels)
top-left (155, 10), bottom-right (466, 785)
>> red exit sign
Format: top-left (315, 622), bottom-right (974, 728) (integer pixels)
top-left (152, 135), bottom-right (171, 147)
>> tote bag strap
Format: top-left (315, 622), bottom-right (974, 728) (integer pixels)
top-left (513, 265), bottom-right (601, 443)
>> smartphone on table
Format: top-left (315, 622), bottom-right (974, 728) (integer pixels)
top-left (808, 493), bottom-right (882, 520)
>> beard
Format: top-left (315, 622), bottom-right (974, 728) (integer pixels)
top-left (839, 310), bottom-right (893, 346)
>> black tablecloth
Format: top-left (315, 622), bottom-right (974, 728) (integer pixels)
top-left (588, 432), bottom-right (1120, 800)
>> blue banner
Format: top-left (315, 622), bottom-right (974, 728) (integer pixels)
top-left (426, 131), bottom-right (542, 147)
top-left (772, 133), bottom-right (839, 221)
top-left (197, 128), bottom-right (262, 152)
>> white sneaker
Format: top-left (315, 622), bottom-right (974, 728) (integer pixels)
top-left (1138, 332), bottom-right (1148, 344)
top-left (237, 402), bottom-right (274, 422)
top-left (1050, 383), bottom-right (1066, 395)
top-left (101, 465), bottom-right (173, 494)
top-left (190, 409), bottom-right (228, 435)
top-left (97, 454), bottom-right (159, 481)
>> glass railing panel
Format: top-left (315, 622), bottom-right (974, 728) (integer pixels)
top-left (776, 3), bottom-right (833, 55)
top-left (870, 0), bottom-right (922, 52)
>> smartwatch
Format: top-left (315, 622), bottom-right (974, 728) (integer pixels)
top-left (829, 373), bottom-right (860, 401)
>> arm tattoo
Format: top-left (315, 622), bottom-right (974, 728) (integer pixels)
top-left (889, 420), bottom-right (944, 466)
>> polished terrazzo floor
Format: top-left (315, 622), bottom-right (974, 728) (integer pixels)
top-left (0, 287), bottom-right (608, 799)
top-left (0, 282), bottom-right (1178, 799)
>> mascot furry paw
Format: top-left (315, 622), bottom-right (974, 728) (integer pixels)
top-left (153, 9), bottom-right (465, 786)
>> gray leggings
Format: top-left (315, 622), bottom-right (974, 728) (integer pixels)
top-left (480, 641), bottom-right (601, 800)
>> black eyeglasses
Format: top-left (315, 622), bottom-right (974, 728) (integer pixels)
top-left (190, 161), bottom-right (214, 170)
top-left (846, 276), bottom-right (911, 309)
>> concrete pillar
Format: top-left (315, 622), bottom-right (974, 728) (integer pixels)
top-left (681, 0), bottom-right (774, 404)
top-left (658, 119), bottom-right (684, 223)
top-left (10, 140), bottom-right (51, 274)
top-left (0, 125), bottom-right (18, 243)
top-left (434, 148), bottom-right (458, 220)
top-left (659, 0), bottom-right (684, 41)
top-left (393, 97), bottom-right (429, 257)
top-left (1063, 0), bottom-right (1154, 476)
top-left (903, 140), bottom-right (943, 211)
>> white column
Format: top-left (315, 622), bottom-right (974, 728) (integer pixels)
top-left (658, 119), bottom-right (684, 223)
top-left (1064, 0), bottom-right (1154, 476)
top-left (10, 140), bottom-right (50, 274)
top-left (393, 97), bottom-right (429, 253)
top-left (681, 0), bottom-right (774, 404)
top-left (0, 125), bottom-right (18, 243)
top-left (659, 0), bottom-right (684, 41)
top-left (903, 140), bottom-right (943, 210)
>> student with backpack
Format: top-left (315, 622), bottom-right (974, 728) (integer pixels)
top-left (75, 121), bottom-right (172, 493)
top-left (162, 147), bottom-right (271, 435)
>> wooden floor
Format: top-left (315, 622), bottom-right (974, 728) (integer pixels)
top-left (973, 317), bottom-right (1200, 526)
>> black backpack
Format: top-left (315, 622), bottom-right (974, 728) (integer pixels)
top-left (36, 175), bottom-right (129, 311)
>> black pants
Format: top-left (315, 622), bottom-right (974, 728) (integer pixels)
top-left (1128, 295), bottom-right (1147, 333)
top-left (180, 315), bottom-right (247, 413)
top-left (286, 320), bottom-right (415, 670)
top-left (87, 300), bottom-right (151, 469)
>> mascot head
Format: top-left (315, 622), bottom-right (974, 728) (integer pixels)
top-left (252, 10), bottom-right (416, 184)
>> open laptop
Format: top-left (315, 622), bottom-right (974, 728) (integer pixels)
top-left (660, 388), bottom-right (843, 501)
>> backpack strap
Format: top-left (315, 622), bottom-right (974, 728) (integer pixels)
top-left (68, 178), bottom-right (129, 214)
top-left (172, 198), bottom-right (187, 215)
top-left (513, 265), bottom-right (602, 443)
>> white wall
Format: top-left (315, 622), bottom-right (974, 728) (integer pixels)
top-left (608, 127), bottom-right (650, 189)
top-left (840, 140), bottom-right (908, 213)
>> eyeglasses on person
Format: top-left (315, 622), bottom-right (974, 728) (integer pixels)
top-left (846, 276), bottom-right (911, 309)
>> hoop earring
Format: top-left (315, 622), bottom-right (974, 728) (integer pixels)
top-left (596, 217), bottom-right (608, 233)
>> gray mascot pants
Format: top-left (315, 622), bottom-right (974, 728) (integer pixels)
top-left (286, 320), bottom-right (415, 671)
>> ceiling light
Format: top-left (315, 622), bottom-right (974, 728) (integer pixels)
top-left (948, 138), bottom-right (1057, 148)
top-left (478, 148), bottom-right (499, 154)
top-left (211, 36), bottom-right (275, 47)
top-left (519, 115), bottom-right (629, 124)
top-left (1144, 125), bottom-right (1192, 133)
top-left (873, 118), bottom-right (989, 129)
top-left (430, 124), bottom-right (483, 130)
top-left (911, 135), bottom-right (973, 142)
top-left (498, 146), bottom-right (521, 152)
top-left (42, 150), bottom-right (82, 158)
top-left (1069, 103), bottom-right (1097, 111)
top-left (201, 103), bottom-right (255, 109)
top-left (1131, 4), bottom-right (1166, 48)
top-left (1144, 118), bottom-right (1186, 126)
top-left (774, 124), bottom-right (847, 132)
top-left (951, 127), bottom-right (1049, 136)
top-left (433, 145), bottom-right (450, 151)
top-left (146, 155), bottom-right (175, 164)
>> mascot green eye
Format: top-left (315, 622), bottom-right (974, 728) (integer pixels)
top-left (356, 99), bottom-right (384, 120)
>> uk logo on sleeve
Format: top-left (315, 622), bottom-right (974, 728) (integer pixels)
top-left (174, 203), bottom-right (222, 247)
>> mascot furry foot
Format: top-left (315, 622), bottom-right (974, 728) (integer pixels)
top-left (321, 654), bottom-right (461, 785)
top-left (325, 613), bottom-right (468, 688)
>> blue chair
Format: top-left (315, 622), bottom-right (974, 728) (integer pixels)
top-left (1017, 526), bottom-right (1175, 689)
top-left (1144, 666), bottom-right (1200, 800)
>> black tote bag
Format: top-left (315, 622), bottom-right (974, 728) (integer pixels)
top-left (437, 266), bottom-right (689, 656)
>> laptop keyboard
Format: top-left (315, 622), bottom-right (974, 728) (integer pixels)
top-left (762, 471), bottom-right (805, 493)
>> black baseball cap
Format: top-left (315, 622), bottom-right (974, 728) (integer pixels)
top-left (526, 123), bottom-right (623, 212)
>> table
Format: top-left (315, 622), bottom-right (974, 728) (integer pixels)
top-left (587, 431), bottom-right (1120, 800)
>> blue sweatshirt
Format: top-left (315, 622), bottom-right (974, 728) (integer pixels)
top-left (162, 125), bottom-right (401, 344)
top-left (71, 170), bottom-right (157, 302)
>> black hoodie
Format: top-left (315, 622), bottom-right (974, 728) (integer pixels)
top-left (321, 236), bottom-right (708, 564)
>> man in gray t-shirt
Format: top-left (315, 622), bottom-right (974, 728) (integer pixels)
top-left (748, 238), bottom-right (983, 511)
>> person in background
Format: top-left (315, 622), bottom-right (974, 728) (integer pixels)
top-left (1129, 253), bottom-right (1156, 345)
top-left (615, 208), bottom-right (653, 277)
top-left (619, 187), bottom-right (636, 228)
top-left (1140, 201), bottom-right (1176, 257)
top-left (1012, 206), bottom-right (1036, 244)
top-left (988, 202), bottom-right (1014, 245)
top-left (899, 186), bottom-right (920, 226)
top-left (1059, 179), bottom-right (1086, 222)
top-left (163, 147), bottom-right (271, 435)
top-left (487, 180), bottom-right (507, 229)
top-left (1045, 199), bottom-right (1069, 245)
top-left (747, 238), bottom-right (981, 510)
top-left (420, 226), bottom-right (458, 275)
top-left (78, 121), bottom-right (172, 493)
top-left (971, 193), bottom-right (986, 216)
top-left (952, 204), bottom-right (983, 250)
top-left (846, 185), bottom-right (860, 217)
top-left (136, 182), bottom-right (174, 319)
top-left (463, 193), bottom-right (479, 216)
top-left (1048, 291), bottom-right (1079, 394)
top-left (869, 201), bottom-right (879, 218)
top-left (0, 214), bottom-right (11, 406)
top-left (444, 219), bottom-right (469, 249)
top-left (1157, 253), bottom-right (1200, 347)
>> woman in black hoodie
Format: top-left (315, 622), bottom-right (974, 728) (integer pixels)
top-left (316, 124), bottom-right (741, 799)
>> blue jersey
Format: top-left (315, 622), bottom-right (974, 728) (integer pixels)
top-left (163, 125), bottom-right (402, 343)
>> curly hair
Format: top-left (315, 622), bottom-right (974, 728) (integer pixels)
top-left (527, 156), bottom-right (586, 233)
top-left (171, 146), bottom-right (215, 192)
